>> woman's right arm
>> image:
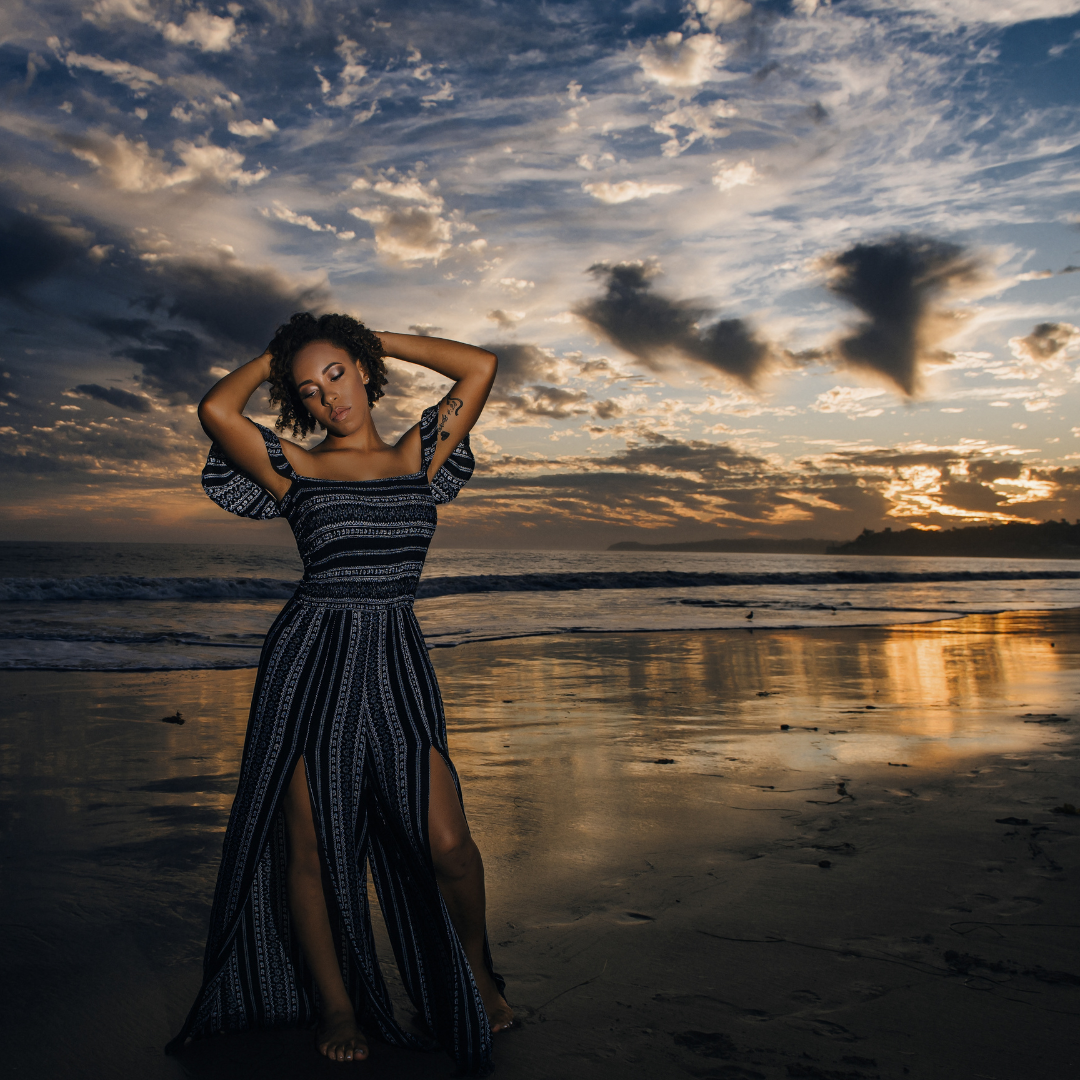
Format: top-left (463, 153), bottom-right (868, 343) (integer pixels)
top-left (197, 353), bottom-right (291, 502)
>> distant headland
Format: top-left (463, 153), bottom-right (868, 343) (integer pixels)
top-left (609, 520), bottom-right (1080, 559)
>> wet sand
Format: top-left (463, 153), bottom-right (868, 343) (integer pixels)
top-left (1, 611), bottom-right (1078, 1080)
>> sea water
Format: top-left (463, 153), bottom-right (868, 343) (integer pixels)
top-left (1, 541), bottom-right (1078, 671)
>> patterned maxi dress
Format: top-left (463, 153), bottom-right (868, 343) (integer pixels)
top-left (165, 405), bottom-right (501, 1075)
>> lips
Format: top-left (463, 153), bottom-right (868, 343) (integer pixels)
top-left (330, 406), bottom-right (350, 423)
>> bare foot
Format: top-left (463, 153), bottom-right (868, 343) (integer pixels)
top-left (316, 1009), bottom-right (368, 1063)
top-left (475, 971), bottom-right (515, 1033)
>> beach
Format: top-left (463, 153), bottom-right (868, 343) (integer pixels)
top-left (1, 610), bottom-right (1078, 1080)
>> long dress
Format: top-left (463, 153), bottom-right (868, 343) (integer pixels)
top-left (165, 405), bottom-right (500, 1075)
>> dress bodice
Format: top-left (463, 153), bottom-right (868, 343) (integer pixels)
top-left (202, 405), bottom-right (473, 603)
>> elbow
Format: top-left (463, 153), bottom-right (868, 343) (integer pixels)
top-left (197, 397), bottom-right (223, 439)
top-left (481, 349), bottom-right (498, 381)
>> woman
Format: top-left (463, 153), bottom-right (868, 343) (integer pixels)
top-left (165, 313), bottom-right (510, 1073)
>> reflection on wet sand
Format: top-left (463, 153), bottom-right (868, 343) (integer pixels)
top-left (1, 611), bottom-right (1077, 1080)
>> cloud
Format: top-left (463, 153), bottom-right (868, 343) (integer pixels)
top-left (83, 1), bottom-right (241, 52)
top-left (461, 432), bottom-right (902, 540)
top-left (1008, 322), bottom-right (1080, 365)
top-left (824, 235), bottom-right (986, 397)
top-left (112, 327), bottom-right (215, 402)
top-left (69, 383), bottom-right (153, 412)
top-left (484, 343), bottom-right (562, 389)
top-left (885, 0), bottom-right (1080, 25)
top-left (652, 101), bottom-right (736, 157)
top-left (260, 202), bottom-right (354, 239)
top-left (712, 160), bottom-right (758, 191)
top-left (53, 47), bottom-right (162, 95)
top-left (161, 9), bottom-right (241, 53)
top-left (811, 386), bottom-right (888, 418)
top-left (421, 81), bottom-right (454, 107)
top-left (350, 205), bottom-right (454, 262)
top-left (58, 131), bottom-right (268, 192)
top-left (691, 0), bottom-right (752, 29)
top-left (348, 172), bottom-right (471, 263)
top-left (72, 249), bottom-right (332, 402)
top-left (574, 262), bottom-right (773, 384)
top-left (228, 118), bottom-right (278, 139)
top-left (638, 32), bottom-right (727, 89)
top-left (487, 309), bottom-right (523, 330)
top-left (470, 342), bottom-right (591, 424)
top-left (0, 211), bottom-right (82, 299)
top-left (150, 249), bottom-right (329, 353)
top-left (582, 181), bottom-right (683, 204)
top-left (319, 36), bottom-right (369, 109)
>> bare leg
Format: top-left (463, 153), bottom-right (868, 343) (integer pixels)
top-left (427, 747), bottom-right (514, 1032)
top-left (283, 757), bottom-right (369, 1062)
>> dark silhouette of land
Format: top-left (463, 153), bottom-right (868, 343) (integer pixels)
top-left (610, 520), bottom-right (1080, 559)
top-left (827, 520), bottom-right (1080, 558)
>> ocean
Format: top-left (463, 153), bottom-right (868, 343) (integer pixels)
top-left (1, 540), bottom-right (1078, 671)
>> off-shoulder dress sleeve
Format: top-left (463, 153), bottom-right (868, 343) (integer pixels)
top-left (419, 404), bottom-right (475, 504)
top-left (202, 422), bottom-right (298, 519)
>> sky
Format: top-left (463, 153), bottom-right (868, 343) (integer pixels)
top-left (1, 0), bottom-right (1078, 550)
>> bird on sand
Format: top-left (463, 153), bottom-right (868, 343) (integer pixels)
top-left (745, 610), bottom-right (754, 620)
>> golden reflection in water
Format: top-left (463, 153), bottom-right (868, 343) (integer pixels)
top-left (434, 610), bottom-right (1079, 779)
top-left (0, 609), bottom-right (1074, 889)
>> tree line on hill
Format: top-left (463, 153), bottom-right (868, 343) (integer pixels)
top-left (609, 520), bottom-right (1080, 559)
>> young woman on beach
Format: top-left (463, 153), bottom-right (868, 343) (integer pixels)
top-left (165, 313), bottom-right (511, 1074)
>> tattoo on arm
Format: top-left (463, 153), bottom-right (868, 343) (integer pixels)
top-left (437, 396), bottom-right (464, 442)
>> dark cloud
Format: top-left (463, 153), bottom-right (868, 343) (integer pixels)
top-left (113, 327), bottom-right (213, 402)
top-left (591, 398), bottom-right (624, 420)
top-left (1010, 321), bottom-right (1078, 362)
top-left (154, 250), bottom-right (330, 351)
top-left (71, 250), bottom-right (334, 402)
top-left (937, 479), bottom-right (1006, 513)
top-left (451, 433), bottom-right (898, 546)
top-left (486, 310), bottom-right (520, 331)
top-left (88, 317), bottom-right (154, 340)
top-left (824, 235), bottom-right (985, 396)
top-left (71, 383), bottom-right (153, 413)
top-left (482, 342), bottom-right (562, 389)
top-left (574, 262), bottom-right (773, 384)
top-left (472, 341), bottom-right (591, 422)
top-left (0, 211), bottom-right (80, 300)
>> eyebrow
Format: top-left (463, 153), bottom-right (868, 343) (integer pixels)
top-left (294, 361), bottom-right (344, 389)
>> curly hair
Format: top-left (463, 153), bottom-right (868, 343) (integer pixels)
top-left (266, 312), bottom-right (388, 438)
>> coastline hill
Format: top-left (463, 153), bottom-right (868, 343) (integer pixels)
top-left (608, 521), bottom-right (1080, 559)
top-left (827, 520), bottom-right (1080, 559)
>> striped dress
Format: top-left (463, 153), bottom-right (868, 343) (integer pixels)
top-left (166, 405), bottom-right (500, 1075)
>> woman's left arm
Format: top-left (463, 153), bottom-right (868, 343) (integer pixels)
top-left (374, 332), bottom-right (497, 478)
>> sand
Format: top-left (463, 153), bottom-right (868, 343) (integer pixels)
top-left (1, 611), bottom-right (1078, 1080)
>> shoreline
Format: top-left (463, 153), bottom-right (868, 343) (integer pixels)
top-left (1, 610), bottom-right (1077, 1079)
top-left (3, 604), bottom-right (1079, 673)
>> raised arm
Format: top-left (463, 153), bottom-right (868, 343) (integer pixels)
top-left (197, 353), bottom-right (291, 502)
top-left (374, 333), bottom-right (497, 478)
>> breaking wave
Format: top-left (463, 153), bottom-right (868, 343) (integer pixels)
top-left (3, 567), bottom-right (1080, 603)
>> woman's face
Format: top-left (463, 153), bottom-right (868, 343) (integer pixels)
top-left (291, 340), bottom-right (370, 434)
